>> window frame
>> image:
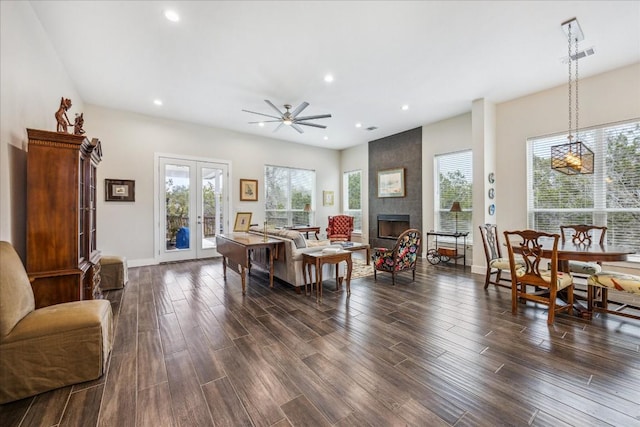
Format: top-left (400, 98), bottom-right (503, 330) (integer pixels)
top-left (264, 165), bottom-right (315, 227)
top-left (434, 149), bottom-right (473, 242)
top-left (343, 169), bottom-right (362, 233)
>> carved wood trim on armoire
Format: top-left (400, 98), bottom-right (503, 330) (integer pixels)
top-left (26, 128), bottom-right (103, 308)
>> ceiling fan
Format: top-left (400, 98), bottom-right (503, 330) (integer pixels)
top-left (242, 100), bottom-right (331, 134)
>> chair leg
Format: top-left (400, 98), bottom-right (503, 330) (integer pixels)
top-left (392, 272), bottom-right (396, 286)
top-left (412, 269), bottom-right (416, 282)
top-left (512, 281), bottom-right (519, 314)
top-left (374, 269), bottom-right (377, 281)
top-left (587, 284), bottom-right (595, 312)
top-left (484, 268), bottom-right (491, 289)
top-left (548, 287), bottom-right (557, 325)
top-left (567, 285), bottom-right (574, 317)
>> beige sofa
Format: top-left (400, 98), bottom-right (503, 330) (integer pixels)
top-left (247, 227), bottom-right (341, 288)
top-left (0, 241), bottom-right (114, 404)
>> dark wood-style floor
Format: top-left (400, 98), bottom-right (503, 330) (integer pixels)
top-left (2, 258), bottom-right (640, 427)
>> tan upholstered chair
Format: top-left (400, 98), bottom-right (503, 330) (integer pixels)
top-left (326, 215), bottom-right (354, 242)
top-left (504, 230), bottom-right (574, 325)
top-left (478, 223), bottom-right (519, 289)
top-left (0, 241), bottom-right (114, 404)
top-left (560, 225), bottom-right (607, 275)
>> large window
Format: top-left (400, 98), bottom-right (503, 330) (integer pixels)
top-left (527, 119), bottom-right (640, 256)
top-left (435, 150), bottom-right (473, 238)
top-left (265, 165), bottom-right (315, 227)
top-left (343, 170), bottom-right (362, 233)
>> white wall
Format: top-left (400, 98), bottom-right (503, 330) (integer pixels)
top-left (0, 1), bottom-right (83, 258)
top-left (86, 105), bottom-right (342, 265)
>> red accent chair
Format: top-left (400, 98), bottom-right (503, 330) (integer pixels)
top-left (326, 215), bottom-right (354, 242)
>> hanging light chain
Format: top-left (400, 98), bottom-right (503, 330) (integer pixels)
top-left (575, 26), bottom-right (579, 142)
top-left (567, 22), bottom-right (573, 142)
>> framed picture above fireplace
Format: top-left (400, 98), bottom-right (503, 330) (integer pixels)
top-left (377, 168), bottom-right (405, 198)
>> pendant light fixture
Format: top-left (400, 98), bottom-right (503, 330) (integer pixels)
top-left (551, 18), bottom-right (594, 175)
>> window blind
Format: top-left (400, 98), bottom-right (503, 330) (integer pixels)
top-left (435, 150), bottom-right (473, 239)
top-left (527, 119), bottom-right (640, 256)
top-left (343, 170), bottom-right (362, 232)
top-left (265, 165), bottom-right (315, 227)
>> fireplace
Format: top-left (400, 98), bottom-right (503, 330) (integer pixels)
top-left (377, 214), bottom-right (410, 240)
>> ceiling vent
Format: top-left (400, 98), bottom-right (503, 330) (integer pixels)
top-left (366, 126), bottom-right (378, 131)
top-left (562, 46), bottom-right (595, 63)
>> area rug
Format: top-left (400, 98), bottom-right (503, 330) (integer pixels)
top-left (350, 258), bottom-right (375, 279)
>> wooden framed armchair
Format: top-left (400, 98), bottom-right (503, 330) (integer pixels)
top-left (560, 224), bottom-right (607, 275)
top-left (0, 241), bottom-right (114, 404)
top-left (372, 228), bottom-right (422, 285)
top-left (503, 230), bottom-right (574, 325)
top-left (326, 215), bottom-right (354, 242)
top-left (479, 223), bottom-right (516, 289)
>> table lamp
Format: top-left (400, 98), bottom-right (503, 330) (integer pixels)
top-left (303, 203), bottom-right (312, 226)
top-left (450, 201), bottom-right (461, 234)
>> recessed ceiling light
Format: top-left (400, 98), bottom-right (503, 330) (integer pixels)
top-left (258, 122), bottom-right (265, 127)
top-left (401, 104), bottom-right (409, 111)
top-left (323, 136), bottom-right (329, 140)
top-left (355, 123), bottom-right (362, 128)
top-left (164, 10), bottom-right (180, 22)
top-left (324, 74), bottom-right (334, 83)
top-left (153, 99), bottom-right (163, 106)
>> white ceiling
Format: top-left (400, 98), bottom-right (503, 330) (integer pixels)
top-left (30, 1), bottom-right (640, 150)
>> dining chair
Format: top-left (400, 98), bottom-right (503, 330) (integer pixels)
top-left (478, 224), bottom-right (520, 289)
top-left (587, 271), bottom-right (640, 320)
top-left (372, 228), bottom-right (421, 286)
top-left (560, 225), bottom-right (607, 276)
top-left (503, 230), bottom-right (574, 325)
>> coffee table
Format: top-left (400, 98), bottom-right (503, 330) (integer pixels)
top-left (302, 250), bottom-right (352, 301)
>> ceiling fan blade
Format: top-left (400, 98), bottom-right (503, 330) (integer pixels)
top-left (291, 123), bottom-right (304, 134)
top-left (248, 120), bottom-right (282, 124)
top-left (241, 109), bottom-right (281, 120)
top-left (290, 102), bottom-right (309, 118)
top-left (264, 100), bottom-right (284, 116)
top-left (273, 122), bottom-right (285, 132)
top-left (296, 122), bottom-right (327, 129)
top-left (294, 114), bottom-right (332, 121)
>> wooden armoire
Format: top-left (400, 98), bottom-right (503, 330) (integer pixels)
top-left (26, 128), bottom-right (102, 308)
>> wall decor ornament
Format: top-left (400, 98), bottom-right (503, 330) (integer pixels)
top-left (488, 172), bottom-right (495, 184)
top-left (105, 179), bottom-right (135, 202)
top-left (488, 188), bottom-right (495, 199)
top-left (240, 179), bottom-right (258, 201)
top-left (377, 168), bottom-right (405, 198)
top-left (488, 204), bottom-right (496, 216)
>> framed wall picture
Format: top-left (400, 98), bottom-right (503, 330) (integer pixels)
top-left (377, 168), bottom-right (405, 198)
top-left (240, 179), bottom-right (258, 201)
top-left (323, 190), bottom-right (334, 206)
top-left (233, 212), bottom-right (253, 232)
top-left (105, 179), bottom-right (135, 202)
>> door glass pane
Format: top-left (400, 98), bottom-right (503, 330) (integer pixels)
top-left (201, 167), bottom-right (223, 250)
top-left (165, 164), bottom-right (190, 251)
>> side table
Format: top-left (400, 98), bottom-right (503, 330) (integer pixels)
top-left (286, 225), bottom-right (321, 239)
top-left (302, 250), bottom-right (352, 301)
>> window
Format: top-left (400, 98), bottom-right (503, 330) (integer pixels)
top-left (435, 150), bottom-right (473, 238)
top-left (527, 119), bottom-right (640, 256)
top-left (343, 170), bottom-right (362, 233)
top-left (264, 165), bottom-right (315, 227)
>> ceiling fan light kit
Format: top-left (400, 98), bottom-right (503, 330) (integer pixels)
top-left (243, 100), bottom-right (331, 134)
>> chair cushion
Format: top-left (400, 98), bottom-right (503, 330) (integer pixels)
top-left (514, 268), bottom-right (573, 291)
top-left (489, 255), bottom-right (524, 270)
top-left (0, 242), bottom-right (35, 339)
top-left (568, 260), bottom-right (602, 275)
top-left (587, 272), bottom-right (640, 294)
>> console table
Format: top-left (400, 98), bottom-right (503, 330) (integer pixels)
top-left (216, 233), bottom-right (284, 294)
top-left (285, 225), bottom-right (320, 239)
top-left (426, 231), bottom-right (469, 266)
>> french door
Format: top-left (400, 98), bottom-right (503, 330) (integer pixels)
top-left (158, 156), bottom-right (229, 262)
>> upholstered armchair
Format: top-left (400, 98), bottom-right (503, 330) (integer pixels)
top-left (0, 241), bottom-right (114, 404)
top-left (326, 215), bottom-right (354, 242)
top-left (372, 228), bottom-right (422, 285)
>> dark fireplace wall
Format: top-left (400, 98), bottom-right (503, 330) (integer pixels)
top-left (369, 127), bottom-right (422, 250)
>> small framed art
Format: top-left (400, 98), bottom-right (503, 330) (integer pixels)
top-left (105, 179), bottom-right (135, 202)
top-left (233, 212), bottom-right (253, 232)
top-left (377, 168), bottom-right (405, 198)
top-left (323, 191), bottom-right (334, 206)
top-left (240, 179), bottom-right (258, 201)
